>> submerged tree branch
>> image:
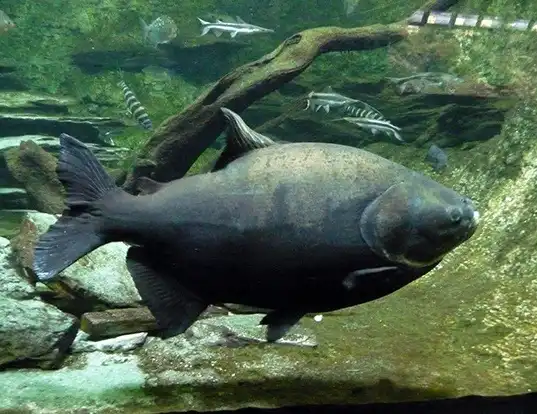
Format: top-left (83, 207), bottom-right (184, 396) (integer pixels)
top-left (122, 0), bottom-right (460, 191)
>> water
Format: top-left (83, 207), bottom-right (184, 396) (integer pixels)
top-left (1, 0), bottom-right (537, 413)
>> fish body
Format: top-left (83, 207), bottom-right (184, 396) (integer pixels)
top-left (305, 88), bottom-right (385, 119)
top-left (387, 72), bottom-right (463, 85)
top-left (33, 110), bottom-right (479, 342)
top-left (197, 16), bottom-right (274, 38)
top-left (117, 81), bottom-right (153, 130)
top-left (426, 144), bottom-right (448, 171)
top-left (140, 16), bottom-right (178, 48)
top-left (337, 116), bottom-right (404, 142)
top-left (0, 10), bottom-right (15, 33)
top-left (305, 91), bottom-right (356, 113)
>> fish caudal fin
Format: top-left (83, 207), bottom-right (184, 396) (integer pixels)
top-left (197, 17), bottom-right (210, 36)
top-left (32, 133), bottom-right (119, 281)
top-left (139, 17), bottom-right (149, 41)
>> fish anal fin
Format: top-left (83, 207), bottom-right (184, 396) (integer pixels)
top-left (135, 176), bottom-right (165, 195)
top-left (213, 29), bottom-right (223, 37)
top-left (260, 310), bottom-right (305, 342)
top-left (126, 246), bottom-right (208, 338)
top-left (230, 31), bottom-right (238, 38)
top-left (213, 108), bottom-right (277, 171)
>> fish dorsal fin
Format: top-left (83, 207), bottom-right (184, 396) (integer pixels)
top-left (135, 176), bottom-right (165, 195)
top-left (323, 86), bottom-right (334, 93)
top-left (235, 16), bottom-right (246, 23)
top-left (213, 108), bottom-right (277, 171)
top-left (216, 19), bottom-right (224, 23)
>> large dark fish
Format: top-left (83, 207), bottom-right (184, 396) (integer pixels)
top-left (32, 108), bottom-right (480, 342)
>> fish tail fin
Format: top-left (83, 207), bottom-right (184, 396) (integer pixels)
top-left (139, 17), bottom-right (149, 41)
top-left (197, 17), bottom-right (210, 35)
top-left (33, 133), bottom-right (121, 282)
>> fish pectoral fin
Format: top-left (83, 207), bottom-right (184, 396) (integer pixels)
top-left (135, 176), bottom-right (165, 195)
top-left (230, 31), bottom-right (238, 38)
top-left (126, 246), bottom-right (208, 339)
top-left (200, 27), bottom-right (210, 36)
top-left (260, 310), bottom-right (305, 342)
top-left (342, 266), bottom-right (399, 290)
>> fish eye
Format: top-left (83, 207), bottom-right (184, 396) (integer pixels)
top-left (449, 207), bottom-right (462, 223)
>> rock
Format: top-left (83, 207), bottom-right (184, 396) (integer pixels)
top-left (13, 211), bottom-right (142, 311)
top-left (0, 352), bottom-right (146, 411)
top-left (0, 91), bottom-right (75, 113)
top-left (0, 297), bottom-right (79, 369)
top-left (81, 308), bottom-right (156, 339)
top-left (0, 237), bottom-right (79, 369)
top-left (0, 209), bottom-right (30, 239)
top-left (0, 113), bottom-right (126, 144)
top-left (0, 134), bottom-right (129, 167)
top-left (4, 140), bottom-right (65, 214)
top-left (0, 187), bottom-right (30, 210)
top-left (181, 314), bottom-right (318, 348)
top-left (71, 331), bottom-right (147, 353)
top-left (10, 215), bottom-right (40, 278)
top-left (0, 236), bottom-right (35, 301)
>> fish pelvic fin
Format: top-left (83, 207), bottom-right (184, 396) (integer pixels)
top-left (32, 133), bottom-right (120, 282)
top-left (126, 246), bottom-right (208, 338)
top-left (260, 309), bottom-right (305, 342)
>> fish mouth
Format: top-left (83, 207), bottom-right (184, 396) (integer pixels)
top-left (463, 210), bottom-right (480, 239)
top-left (472, 210), bottom-right (480, 226)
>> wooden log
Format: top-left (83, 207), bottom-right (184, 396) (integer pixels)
top-left (80, 307), bottom-right (157, 340)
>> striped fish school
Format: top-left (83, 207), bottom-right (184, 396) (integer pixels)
top-left (118, 81), bottom-right (153, 130)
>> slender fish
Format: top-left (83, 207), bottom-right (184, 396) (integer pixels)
top-left (118, 81), bottom-right (153, 130)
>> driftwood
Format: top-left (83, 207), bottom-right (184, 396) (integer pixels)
top-left (122, 0), bottom-right (459, 192)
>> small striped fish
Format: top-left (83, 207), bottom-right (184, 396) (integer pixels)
top-left (118, 81), bottom-right (153, 130)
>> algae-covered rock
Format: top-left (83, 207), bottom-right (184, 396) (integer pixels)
top-left (0, 91), bottom-right (75, 113)
top-left (0, 296), bottom-right (78, 368)
top-left (4, 140), bottom-right (64, 214)
top-left (0, 237), bottom-right (79, 369)
top-left (0, 237), bottom-right (34, 301)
